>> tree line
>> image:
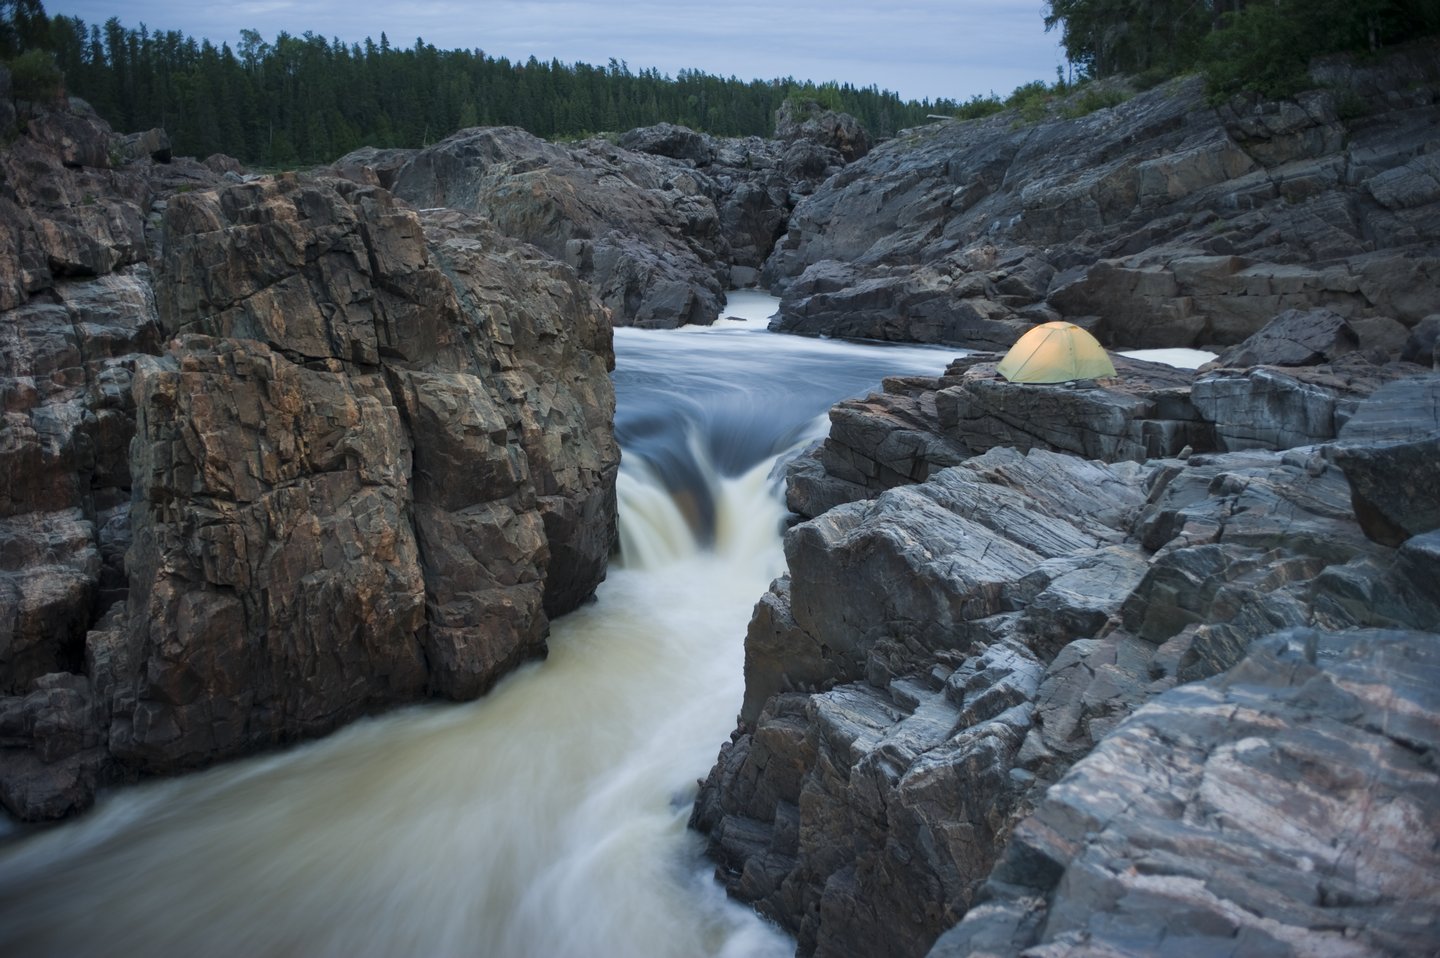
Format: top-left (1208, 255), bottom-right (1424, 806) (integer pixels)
top-left (2, 0), bottom-right (976, 166)
top-left (1044, 0), bottom-right (1440, 97)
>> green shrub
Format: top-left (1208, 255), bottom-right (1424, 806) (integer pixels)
top-left (1199, 4), bottom-right (1314, 101)
top-left (1060, 84), bottom-right (1132, 118)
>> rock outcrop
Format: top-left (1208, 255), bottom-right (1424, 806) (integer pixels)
top-left (933, 627), bottom-right (1440, 958)
top-left (0, 99), bottom-right (619, 819)
top-left (695, 366), bottom-right (1440, 956)
top-left (336, 111), bottom-right (866, 326)
top-left (763, 46), bottom-right (1440, 352)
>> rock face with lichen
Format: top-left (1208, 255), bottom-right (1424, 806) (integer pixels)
top-left (0, 93), bottom-right (619, 819)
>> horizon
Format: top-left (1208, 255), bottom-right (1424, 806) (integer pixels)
top-left (46, 0), bottom-right (1069, 104)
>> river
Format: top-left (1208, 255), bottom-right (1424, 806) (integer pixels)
top-left (0, 291), bottom-right (958, 957)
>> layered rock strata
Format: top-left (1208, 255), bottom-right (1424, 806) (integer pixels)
top-left (695, 356), bottom-right (1440, 956)
top-left (764, 46), bottom-right (1440, 352)
top-left (0, 97), bottom-right (619, 819)
top-left (785, 307), bottom-right (1428, 522)
top-left (335, 115), bottom-right (861, 327)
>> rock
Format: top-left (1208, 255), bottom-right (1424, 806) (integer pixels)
top-left (774, 259), bottom-right (1035, 348)
top-left (100, 175), bottom-right (618, 773)
top-left (1210, 306), bottom-right (1359, 367)
top-left (371, 126), bottom-right (737, 328)
top-left (379, 127), bottom-right (731, 328)
top-left (785, 354), bottom-right (1217, 523)
top-left (1, 97), bottom-right (620, 819)
top-left (785, 374), bottom-right (972, 519)
top-left (1330, 375), bottom-right (1440, 545)
top-left (774, 99), bottom-right (871, 164)
top-left (617, 122), bottom-right (716, 165)
top-left (203, 153), bottom-right (245, 176)
top-left (0, 672), bottom-right (110, 820)
top-left (763, 51), bottom-right (1440, 351)
top-left (118, 128), bottom-right (172, 164)
top-left (935, 355), bottom-right (1212, 463)
top-left (115, 335), bottom-right (432, 769)
top-left (1401, 313), bottom-right (1440, 367)
top-left (1191, 356), bottom-right (1410, 451)
top-left (698, 387), bottom-right (1438, 956)
top-left (0, 510), bottom-right (98, 693)
top-left (23, 109), bottom-right (113, 170)
top-left (936, 629), bottom-right (1440, 958)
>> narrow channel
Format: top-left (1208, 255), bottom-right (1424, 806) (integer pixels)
top-left (0, 292), bottom-right (955, 957)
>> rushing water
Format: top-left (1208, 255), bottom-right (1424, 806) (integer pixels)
top-left (0, 291), bottom-right (955, 957)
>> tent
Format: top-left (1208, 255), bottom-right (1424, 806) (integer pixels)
top-left (996, 321), bottom-right (1116, 383)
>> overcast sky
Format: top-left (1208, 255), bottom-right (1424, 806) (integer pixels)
top-left (48, 0), bottom-right (1066, 102)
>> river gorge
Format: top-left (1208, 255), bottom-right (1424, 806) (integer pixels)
top-left (3, 39), bottom-right (1439, 956)
top-left (0, 293), bottom-right (956, 957)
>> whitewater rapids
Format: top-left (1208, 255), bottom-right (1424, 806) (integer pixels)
top-left (0, 291), bottom-right (956, 957)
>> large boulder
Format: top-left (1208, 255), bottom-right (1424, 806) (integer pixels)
top-left (1209, 306), bottom-right (1359, 367)
top-left (774, 99), bottom-right (871, 164)
top-left (102, 175), bottom-right (618, 773)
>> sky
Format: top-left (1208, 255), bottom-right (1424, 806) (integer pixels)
top-left (47, 0), bottom-right (1067, 103)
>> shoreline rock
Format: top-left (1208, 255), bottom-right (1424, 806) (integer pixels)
top-left (762, 45), bottom-right (1440, 353)
top-left (694, 312), bottom-right (1440, 956)
top-left (0, 100), bottom-right (620, 819)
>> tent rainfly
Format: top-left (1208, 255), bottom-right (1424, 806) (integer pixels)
top-left (996, 321), bottom-right (1117, 383)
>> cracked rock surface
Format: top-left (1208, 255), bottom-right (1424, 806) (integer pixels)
top-left (695, 369), bottom-right (1439, 956)
top-left (1, 97), bottom-right (619, 819)
top-left (764, 49), bottom-right (1440, 352)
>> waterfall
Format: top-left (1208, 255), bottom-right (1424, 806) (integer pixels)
top-left (0, 291), bottom-right (954, 957)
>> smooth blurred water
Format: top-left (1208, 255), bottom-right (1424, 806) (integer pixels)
top-left (0, 291), bottom-right (956, 958)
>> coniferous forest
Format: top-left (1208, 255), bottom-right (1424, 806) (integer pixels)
top-left (1, 0), bottom-right (975, 166)
top-left (6, 0), bottom-right (1438, 169)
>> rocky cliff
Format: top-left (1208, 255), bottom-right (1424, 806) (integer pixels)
top-left (691, 45), bottom-right (1440, 958)
top-left (332, 104), bottom-right (864, 328)
top-left (764, 46), bottom-right (1440, 354)
top-left (0, 89), bottom-right (619, 819)
top-left (694, 350), bottom-right (1440, 958)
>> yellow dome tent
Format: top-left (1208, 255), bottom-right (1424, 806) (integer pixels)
top-left (996, 321), bottom-right (1116, 383)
